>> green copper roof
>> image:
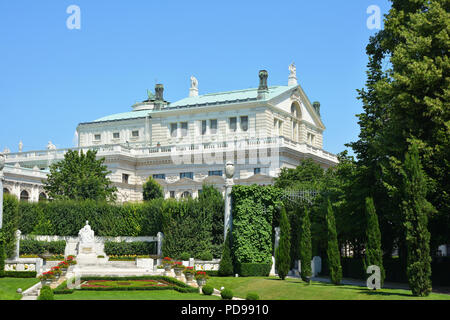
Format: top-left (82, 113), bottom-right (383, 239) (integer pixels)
top-left (86, 85), bottom-right (295, 124)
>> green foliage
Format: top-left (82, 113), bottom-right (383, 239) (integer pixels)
top-left (0, 238), bottom-right (5, 277)
top-left (364, 197), bottom-right (385, 286)
top-left (2, 194), bottom-right (20, 258)
top-left (202, 285), bottom-right (214, 295)
top-left (220, 288), bottom-right (233, 300)
top-left (3, 271), bottom-right (37, 278)
top-left (218, 232), bottom-right (234, 277)
top-left (143, 177), bottom-right (164, 201)
top-left (299, 207), bottom-right (312, 281)
top-left (275, 159), bottom-right (325, 190)
top-left (402, 142), bottom-right (433, 296)
top-left (231, 185), bottom-right (283, 266)
top-left (246, 292), bottom-right (260, 300)
top-left (275, 207), bottom-right (291, 280)
top-left (197, 251), bottom-right (213, 261)
top-left (38, 286), bottom-right (54, 300)
top-left (104, 242), bottom-right (155, 256)
top-left (179, 252), bottom-right (190, 261)
top-left (236, 263), bottom-right (271, 277)
top-left (44, 149), bottom-right (117, 202)
top-left (326, 199), bottom-right (342, 285)
top-left (20, 240), bottom-right (66, 255)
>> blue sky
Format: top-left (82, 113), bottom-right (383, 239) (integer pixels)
top-left (0, 0), bottom-right (391, 155)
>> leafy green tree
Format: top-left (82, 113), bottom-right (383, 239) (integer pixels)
top-left (299, 207), bottom-right (312, 282)
top-left (275, 159), bottom-right (324, 190)
top-left (143, 177), bottom-right (164, 201)
top-left (364, 197), bottom-right (385, 287)
top-left (402, 142), bottom-right (434, 296)
top-left (44, 150), bottom-right (117, 201)
top-left (348, 0), bottom-right (450, 255)
top-left (326, 198), bottom-right (342, 285)
top-left (275, 207), bottom-right (291, 280)
top-left (218, 231), bottom-right (234, 276)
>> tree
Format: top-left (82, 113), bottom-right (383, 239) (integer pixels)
top-left (326, 198), bottom-right (342, 285)
top-left (0, 233), bottom-right (5, 277)
top-left (275, 207), bottom-right (291, 280)
top-left (299, 207), bottom-right (312, 282)
top-left (364, 197), bottom-right (385, 287)
top-left (143, 177), bottom-right (164, 201)
top-left (44, 150), bottom-right (117, 201)
top-left (348, 0), bottom-right (450, 255)
top-left (402, 142), bottom-right (434, 296)
top-left (218, 231), bottom-right (234, 276)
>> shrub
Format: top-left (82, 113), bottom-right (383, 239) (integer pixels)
top-left (198, 251), bottom-right (213, 261)
top-left (275, 207), bottom-right (291, 280)
top-left (218, 232), bottom-right (234, 276)
top-left (326, 199), bottom-right (342, 285)
top-left (4, 271), bottom-right (37, 278)
top-left (20, 239), bottom-right (66, 255)
top-left (246, 292), bottom-right (259, 300)
top-left (143, 177), bottom-right (164, 201)
top-left (221, 288), bottom-right (233, 300)
top-left (237, 263), bottom-right (271, 277)
top-left (0, 237), bottom-right (5, 278)
top-left (104, 241), bottom-right (155, 256)
top-left (38, 286), bottom-right (54, 300)
top-left (202, 285), bottom-right (214, 296)
top-left (179, 252), bottom-right (190, 261)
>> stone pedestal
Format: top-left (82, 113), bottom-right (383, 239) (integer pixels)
top-left (77, 243), bottom-right (98, 265)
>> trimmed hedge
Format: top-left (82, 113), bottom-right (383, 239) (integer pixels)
top-left (221, 288), bottom-right (233, 300)
top-left (236, 263), bottom-right (272, 277)
top-left (38, 286), bottom-right (54, 300)
top-left (20, 239), bottom-right (66, 255)
top-left (202, 285), bottom-right (214, 295)
top-left (246, 292), bottom-right (260, 300)
top-left (3, 271), bottom-right (37, 278)
top-left (104, 241), bottom-right (155, 256)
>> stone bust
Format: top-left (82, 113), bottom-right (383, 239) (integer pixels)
top-left (78, 221), bottom-right (95, 243)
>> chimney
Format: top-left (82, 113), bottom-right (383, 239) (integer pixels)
top-left (313, 101), bottom-right (321, 117)
top-left (154, 84), bottom-right (164, 110)
top-left (257, 70), bottom-right (269, 100)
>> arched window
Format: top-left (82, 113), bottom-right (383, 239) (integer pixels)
top-left (290, 102), bottom-right (302, 142)
top-left (3, 188), bottom-right (10, 194)
top-left (20, 190), bottom-right (29, 202)
top-left (181, 191), bottom-right (192, 199)
top-left (39, 192), bottom-right (48, 202)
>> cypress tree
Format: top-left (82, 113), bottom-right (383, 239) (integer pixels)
top-left (275, 207), bottom-right (291, 280)
top-left (402, 142), bottom-right (433, 296)
top-left (326, 198), bottom-right (342, 285)
top-left (218, 231), bottom-right (234, 276)
top-left (364, 197), bottom-right (385, 287)
top-left (299, 207), bottom-right (312, 282)
top-left (0, 236), bottom-right (5, 277)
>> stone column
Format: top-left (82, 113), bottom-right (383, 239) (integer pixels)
top-left (157, 232), bottom-right (164, 257)
top-left (224, 162), bottom-right (235, 241)
top-left (13, 230), bottom-right (21, 260)
top-left (0, 153), bottom-right (4, 230)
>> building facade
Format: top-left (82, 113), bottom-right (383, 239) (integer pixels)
top-left (2, 65), bottom-right (338, 202)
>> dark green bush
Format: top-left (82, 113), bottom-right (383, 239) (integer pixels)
top-left (218, 232), bottom-right (234, 276)
top-left (221, 288), bottom-right (233, 300)
top-left (4, 271), bottom-right (37, 278)
top-left (2, 194), bottom-right (20, 258)
top-left (237, 263), bottom-right (271, 277)
top-left (179, 252), bottom-right (190, 261)
top-left (38, 286), bottom-right (54, 300)
top-left (104, 241), bottom-right (155, 256)
top-left (0, 238), bottom-right (5, 278)
top-left (202, 285), bottom-right (214, 295)
top-left (197, 251), bottom-right (213, 261)
top-left (246, 292), bottom-right (259, 300)
top-left (20, 240), bottom-right (66, 255)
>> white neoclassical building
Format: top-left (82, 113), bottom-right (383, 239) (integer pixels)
top-left (2, 65), bottom-right (338, 202)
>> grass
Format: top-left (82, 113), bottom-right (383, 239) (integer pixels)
top-left (80, 279), bottom-right (171, 288)
top-left (0, 277), bottom-right (40, 300)
top-left (55, 290), bottom-right (221, 300)
top-left (206, 277), bottom-right (450, 300)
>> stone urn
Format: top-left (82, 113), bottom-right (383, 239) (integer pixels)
top-left (196, 279), bottom-right (207, 287)
top-left (164, 264), bottom-right (172, 272)
top-left (173, 267), bottom-right (184, 277)
top-left (40, 279), bottom-right (52, 286)
top-left (185, 273), bottom-right (194, 283)
top-left (38, 252), bottom-right (53, 266)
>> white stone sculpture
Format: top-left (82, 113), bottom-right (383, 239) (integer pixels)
top-left (189, 76), bottom-right (199, 97)
top-left (47, 141), bottom-right (56, 150)
top-left (79, 221), bottom-right (95, 244)
top-left (18, 141), bottom-right (23, 153)
top-left (288, 62), bottom-right (298, 86)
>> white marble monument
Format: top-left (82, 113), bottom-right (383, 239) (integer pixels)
top-left (76, 221), bottom-right (106, 265)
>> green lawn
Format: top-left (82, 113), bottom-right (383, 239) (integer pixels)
top-left (206, 277), bottom-right (450, 300)
top-left (0, 278), bottom-right (40, 300)
top-left (55, 290), bottom-right (221, 300)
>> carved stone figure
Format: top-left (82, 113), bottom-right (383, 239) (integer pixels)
top-left (47, 141), bottom-right (56, 150)
top-left (289, 62), bottom-right (296, 77)
top-left (18, 141), bottom-right (23, 153)
top-left (78, 221), bottom-right (95, 243)
top-left (190, 76), bottom-right (198, 90)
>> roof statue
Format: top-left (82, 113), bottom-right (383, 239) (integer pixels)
top-left (18, 141), bottom-right (23, 153)
top-left (47, 141), bottom-right (56, 150)
top-left (189, 75), bottom-right (199, 97)
top-left (288, 62), bottom-right (298, 86)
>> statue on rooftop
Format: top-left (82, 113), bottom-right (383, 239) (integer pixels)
top-left (18, 141), bottom-right (23, 153)
top-left (47, 141), bottom-right (56, 150)
top-left (289, 62), bottom-right (296, 77)
top-left (190, 76), bottom-right (198, 90)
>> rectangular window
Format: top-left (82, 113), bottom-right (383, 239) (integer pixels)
top-left (113, 132), bottom-right (120, 139)
top-left (201, 120), bottom-right (207, 135)
top-left (170, 123), bottom-right (178, 138)
top-left (132, 130), bottom-right (139, 137)
top-left (229, 117), bottom-right (237, 132)
top-left (181, 122), bottom-right (188, 137)
top-left (208, 170), bottom-right (223, 177)
top-left (94, 134), bottom-right (101, 141)
top-left (122, 174), bottom-right (129, 184)
top-left (240, 116), bottom-right (248, 132)
top-left (170, 191), bottom-right (175, 198)
top-left (210, 119), bottom-right (218, 134)
top-left (254, 168), bottom-right (261, 175)
top-left (180, 172), bottom-right (194, 180)
top-left (153, 174), bottom-right (166, 180)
